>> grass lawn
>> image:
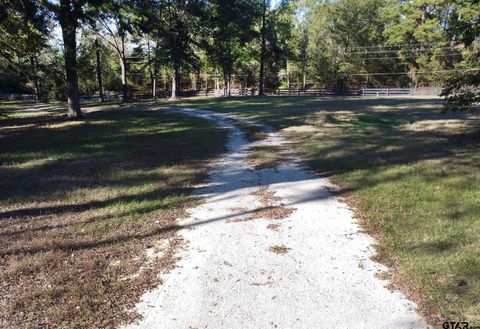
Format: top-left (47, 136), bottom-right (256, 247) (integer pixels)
top-left (247, 145), bottom-right (286, 170)
top-left (175, 96), bottom-right (480, 324)
top-left (231, 121), bottom-right (269, 142)
top-left (0, 99), bottom-right (157, 120)
top-left (0, 105), bottom-right (227, 327)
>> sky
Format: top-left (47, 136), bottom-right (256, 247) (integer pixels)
top-left (271, 0), bottom-right (280, 7)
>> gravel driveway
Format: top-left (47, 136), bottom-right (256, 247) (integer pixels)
top-left (125, 108), bottom-right (428, 329)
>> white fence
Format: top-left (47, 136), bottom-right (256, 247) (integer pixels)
top-left (362, 88), bottom-right (412, 96)
top-left (362, 87), bottom-right (442, 97)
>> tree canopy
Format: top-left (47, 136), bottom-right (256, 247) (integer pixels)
top-left (1, 0), bottom-right (479, 113)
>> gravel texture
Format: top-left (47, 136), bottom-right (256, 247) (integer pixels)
top-left (124, 108), bottom-right (428, 329)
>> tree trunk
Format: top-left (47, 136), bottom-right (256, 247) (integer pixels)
top-left (60, 14), bottom-right (82, 119)
top-left (192, 74), bottom-right (197, 91)
top-left (301, 28), bottom-right (308, 89)
top-left (286, 60), bottom-right (290, 89)
top-left (30, 55), bottom-right (41, 102)
top-left (204, 73), bottom-right (208, 95)
top-left (147, 39), bottom-right (156, 100)
top-left (302, 50), bottom-right (307, 88)
top-left (152, 75), bottom-right (157, 100)
top-left (119, 35), bottom-right (129, 103)
top-left (170, 66), bottom-right (179, 100)
top-left (259, 0), bottom-right (267, 96)
top-left (223, 74), bottom-right (228, 96)
top-left (302, 54), bottom-right (307, 88)
top-left (223, 73), bottom-right (231, 96)
top-left (162, 67), bottom-right (167, 93)
top-left (119, 57), bottom-right (128, 102)
top-left (95, 38), bottom-right (104, 102)
top-left (215, 67), bottom-right (219, 91)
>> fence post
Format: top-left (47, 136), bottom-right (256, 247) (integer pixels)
top-left (362, 89), bottom-right (365, 96)
top-left (387, 88), bottom-right (389, 96)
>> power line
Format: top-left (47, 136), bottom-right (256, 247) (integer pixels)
top-left (348, 68), bottom-right (480, 76)
top-left (362, 53), bottom-right (464, 60)
top-left (345, 46), bottom-right (456, 55)
top-left (345, 41), bottom-right (451, 51)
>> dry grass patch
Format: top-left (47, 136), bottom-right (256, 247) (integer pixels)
top-left (250, 186), bottom-right (280, 206)
top-left (0, 108), bottom-right (227, 328)
top-left (248, 186), bottom-right (295, 221)
top-left (266, 223), bottom-right (281, 231)
top-left (248, 206), bottom-right (295, 221)
top-left (268, 245), bottom-right (290, 254)
top-left (227, 186), bottom-right (295, 223)
top-left (227, 206), bottom-right (248, 213)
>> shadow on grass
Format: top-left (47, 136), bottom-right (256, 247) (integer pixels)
top-left (0, 108), bottom-right (229, 327)
top-left (174, 96), bottom-right (480, 323)
top-left (179, 96), bottom-right (480, 180)
top-left (2, 97), bottom-right (480, 325)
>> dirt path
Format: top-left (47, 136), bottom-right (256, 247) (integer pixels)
top-left (125, 108), bottom-right (428, 329)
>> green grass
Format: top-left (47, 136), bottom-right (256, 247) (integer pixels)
top-left (231, 121), bottom-right (269, 142)
top-left (0, 107), bottom-right (227, 328)
top-left (247, 145), bottom-right (285, 169)
top-left (175, 96), bottom-right (480, 324)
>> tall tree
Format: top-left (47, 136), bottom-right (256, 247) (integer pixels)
top-left (263, 0), bottom-right (294, 91)
top-left (77, 27), bottom-right (119, 97)
top-left (38, 0), bottom-right (90, 117)
top-left (0, 0), bottom-right (49, 101)
top-left (95, 35), bottom-right (105, 101)
top-left (203, 0), bottom-right (260, 96)
top-left (95, 0), bottom-right (141, 103)
top-left (441, 0), bottom-right (480, 110)
top-left (39, 0), bottom-right (104, 118)
top-left (254, 0), bottom-right (294, 92)
top-left (258, 0), bottom-right (269, 96)
top-left (383, 0), bottom-right (479, 109)
top-left (383, 0), bottom-right (452, 86)
top-left (301, 0), bottom-right (391, 90)
top-left (139, 0), bottom-right (203, 100)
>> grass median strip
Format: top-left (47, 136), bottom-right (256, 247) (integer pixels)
top-left (247, 145), bottom-right (286, 170)
top-left (231, 121), bottom-right (268, 142)
top-left (0, 108), bottom-right (227, 328)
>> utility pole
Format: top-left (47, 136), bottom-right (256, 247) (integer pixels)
top-left (95, 37), bottom-right (104, 102)
top-left (259, 0), bottom-right (267, 96)
top-left (286, 60), bottom-right (290, 89)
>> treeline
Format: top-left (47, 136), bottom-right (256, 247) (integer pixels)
top-left (0, 0), bottom-right (478, 117)
top-left (301, 0), bottom-right (479, 110)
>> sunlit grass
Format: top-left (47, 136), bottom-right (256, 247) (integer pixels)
top-left (176, 96), bottom-right (480, 324)
top-left (247, 145), bottom-right (285, 169)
